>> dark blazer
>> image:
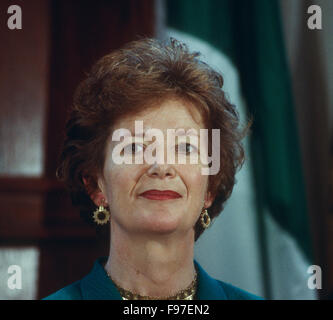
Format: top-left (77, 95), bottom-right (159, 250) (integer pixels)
top-left (43, 257), bottom-right (262, 300)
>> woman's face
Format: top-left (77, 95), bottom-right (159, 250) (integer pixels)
top-left (97, 98), bottom-right (213, 238)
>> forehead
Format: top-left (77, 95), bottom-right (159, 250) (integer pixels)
top-left (113, 98), bottom-right (205, 132)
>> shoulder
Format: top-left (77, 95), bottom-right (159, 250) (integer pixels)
top-left (42, 280), bottom-right (83, 300)
top-left (217, 280), bottom-right (264, 300)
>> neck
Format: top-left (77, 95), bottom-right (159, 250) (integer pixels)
top-left (104, 225), bottom-right (196, 298)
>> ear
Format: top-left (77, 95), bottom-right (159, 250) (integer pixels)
top-left (83, 176), bottom-right (107, 207)
top-left (204, 191), bottom-right (214, 209)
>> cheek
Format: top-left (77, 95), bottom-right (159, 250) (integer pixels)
top-left (103, 164), bottom-right (133, 200)
top-left (182, 165), bottom-right (208, 199)
top-left (105, 162), bottom-right (147, 207)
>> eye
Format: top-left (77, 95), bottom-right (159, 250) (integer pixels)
top-left (176, 143), bottom-right (198, 154)
top-left (123, 143), bottom-right (144, 154)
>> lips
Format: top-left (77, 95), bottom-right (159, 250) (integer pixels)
top-left (139, 189), bottom-right (182, 200)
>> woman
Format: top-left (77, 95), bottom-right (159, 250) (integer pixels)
top-left (44, 37), bottom-right (260, 300)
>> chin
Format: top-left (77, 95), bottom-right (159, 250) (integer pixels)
top-left (138, 216), bottom-right (182, 235)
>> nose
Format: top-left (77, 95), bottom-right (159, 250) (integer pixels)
top-left (147, 161), bottom-right (176, 179)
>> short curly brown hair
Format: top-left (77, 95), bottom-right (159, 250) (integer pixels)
top-left (56, 37), bottom-right (249, 240)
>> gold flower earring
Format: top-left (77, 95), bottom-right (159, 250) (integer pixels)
top-left (93, 198), bottom-right (110, 225)
top-left (200, 208), bottom-right (211, 229)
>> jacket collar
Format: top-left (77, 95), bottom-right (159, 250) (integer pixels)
top-left (194, 260), bottom-right (227, 299)
top-left (80, 257), bottom-right (122, 300)
top-left (80, 257), bottom-right (227, 300)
